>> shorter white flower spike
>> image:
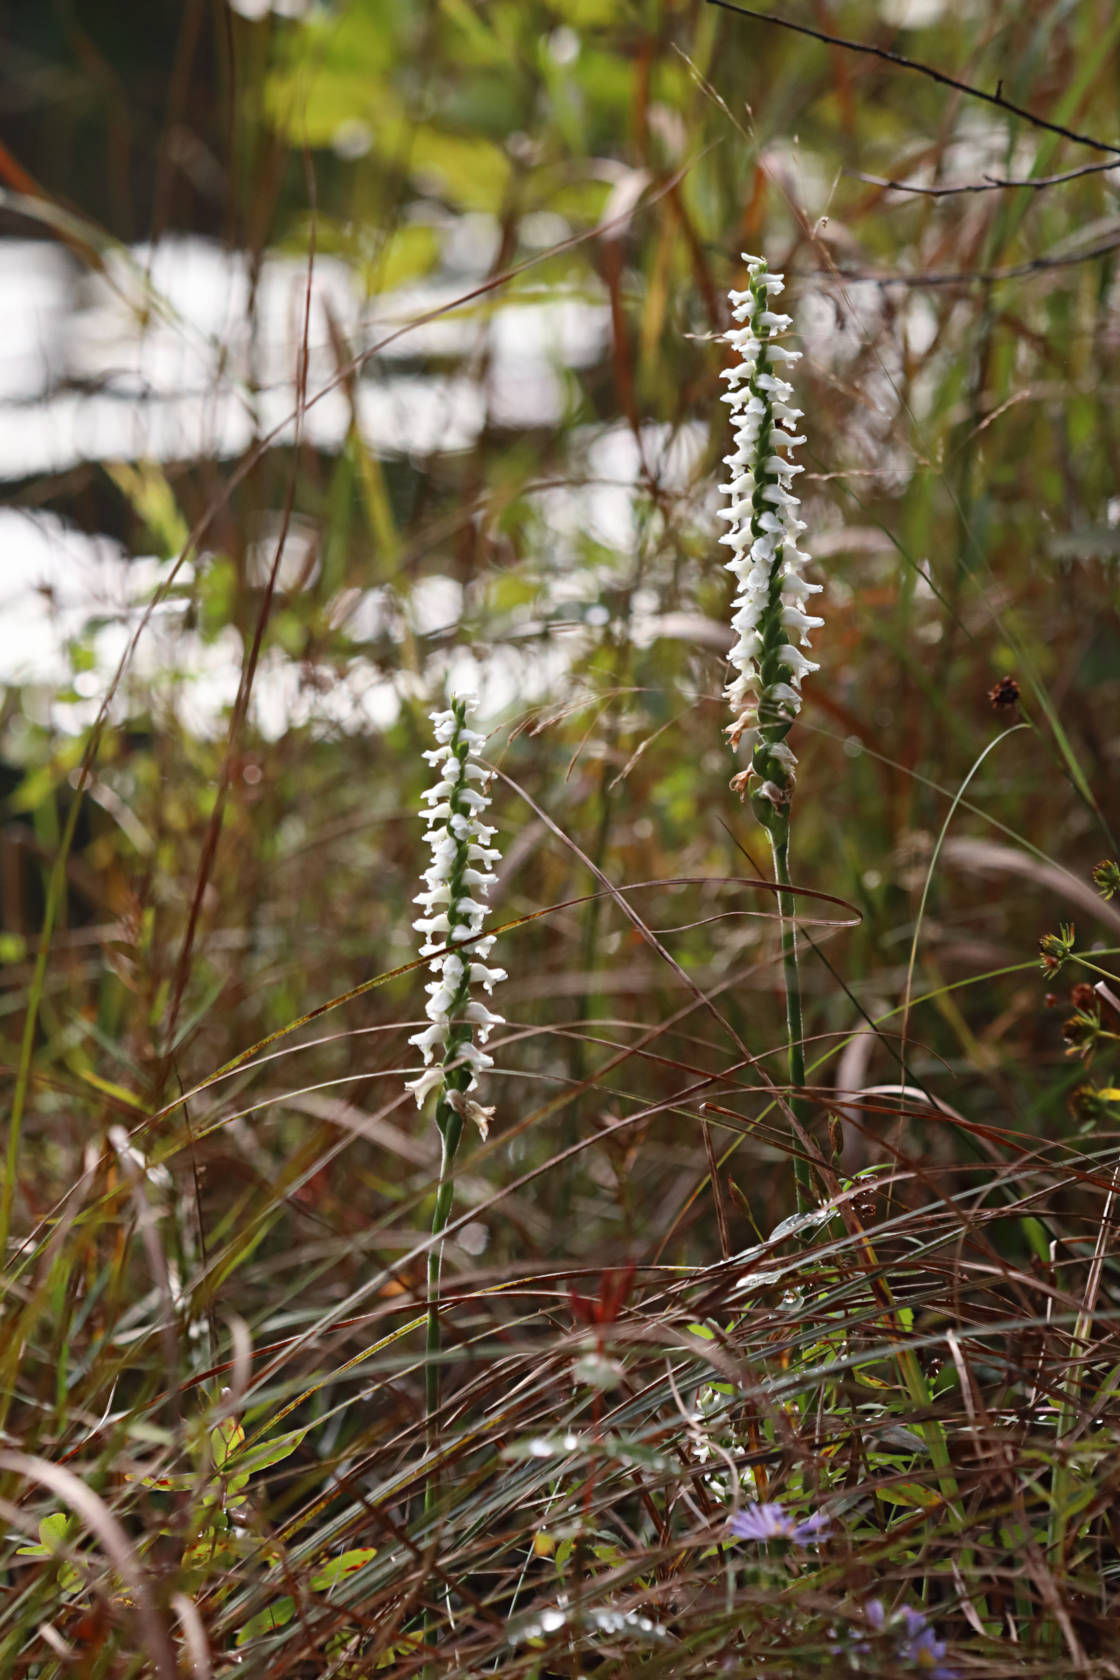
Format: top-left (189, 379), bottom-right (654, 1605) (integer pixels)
top-left (405, 695), bottom-right (504, 1134)
top-left (718, 253), bottom-right (822, 809)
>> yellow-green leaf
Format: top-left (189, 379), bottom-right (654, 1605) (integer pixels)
top-left (236, 1597), bottom-right (296, 1645)
top-left (310, 1547), bottom-right (378, 1591)
top-left (878, 1482), bottom-right (941, 1510)
top-left (228, 1427), bottom-right (308, 1482)
top-left (210, 1416), bottom-right (246, 1471)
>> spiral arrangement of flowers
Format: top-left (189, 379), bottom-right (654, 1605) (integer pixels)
top-left (406, 695), bottom-right (505, 1140)
top-left (717, 254), bottom-right (823, 811)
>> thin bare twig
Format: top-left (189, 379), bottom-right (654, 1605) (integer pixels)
top-left (706, 0), bottom-right (1120, 157)
top-left (850, 156), bottom-right (1120, 198)
top-left (831, 232), bottom-right (1120, 288)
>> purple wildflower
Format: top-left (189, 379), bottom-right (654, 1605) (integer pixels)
top-left (858, 1600), bottom-right (955, 1678)
top-left (727, 1500), bottom-right (830, 1545)
top-left (896, 1608), bottom-right (954, 1677)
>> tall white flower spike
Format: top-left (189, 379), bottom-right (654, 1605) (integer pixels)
top-left (717, 254), bottom-right (823, 811)
top-left (406, 695), bottom-right (505, 1139)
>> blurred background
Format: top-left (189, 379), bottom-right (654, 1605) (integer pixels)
top-left (1, 0), bottom-right (1118, 1293)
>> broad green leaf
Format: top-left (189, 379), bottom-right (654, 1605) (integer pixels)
top-left (16, 1515), bottom-right (82, 1592)
top-left (182, 1530), bottom-right (237, 1573)
top-left (236, 1597), bottom-right (296, 1645)
top-left (38, 1512), bottom-right (71, 1551)
top-left (310, 1547), bottom-right (378, 1591)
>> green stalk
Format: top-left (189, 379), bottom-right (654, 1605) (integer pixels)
top-left (425, 1106), bottom-right (462, 1461)
top-left (408, 695), bottom-right (504, 1667)
top-left (422, 1100), bottom-right (462, 1673)
top-left (767, 816), bottom-right (813, 1215)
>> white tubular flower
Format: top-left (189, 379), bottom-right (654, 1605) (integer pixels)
top-left (717, 254), bottom-right (823, 811)
top-left (405, 696), bottom-right (506, 1131)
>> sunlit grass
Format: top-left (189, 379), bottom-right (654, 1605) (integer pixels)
top-left (1, 0), bottom-right (1119, 1673)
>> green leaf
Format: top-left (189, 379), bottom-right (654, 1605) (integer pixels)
top-left (309, 1547), bottom-right (378, 1591)
top-left (182, 1529), bottom-right (237, 1573)
top-left (878, 1482), bottom-right (942, 1510)
top-left (236, 1597), bottom-right (296, 1645)
top-left (226, 1427), bottom-right (308, 1484)
top-left (16, 1514), bottom-right (82, 1592)
top-left (210, 1416), bottom-right (246, 1471)
top-left (38, 1512), bottom-right (71, 1551)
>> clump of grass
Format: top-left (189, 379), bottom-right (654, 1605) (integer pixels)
top-left (3, 2), bottom-right (1120, 1675)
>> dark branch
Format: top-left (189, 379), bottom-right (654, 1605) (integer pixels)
top-left (830, 233), bottom-right (1120, 287)
top-left (705, 0), bottom-right (1120, 159)
top-left (850, 157), bottom-right (1120, 198)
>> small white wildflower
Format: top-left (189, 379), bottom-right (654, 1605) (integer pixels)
top-left (445, 1087), bottom-right (495, 1143)
top-left (405, 695), bottom-right (504, 1133)
top-left (717, 253), bottom-right (823, 809)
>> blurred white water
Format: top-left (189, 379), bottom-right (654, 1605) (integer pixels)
top-left (0, 230), bottom-right (618, 736)
top-left (1, 234), bottom-right (609, 472)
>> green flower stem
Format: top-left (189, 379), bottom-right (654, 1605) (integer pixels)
top-left (425, 1102), bottom-right (463, 1453)
top-left (767, 817), bottom-right (813, 1215)
top-left (408, 696), bottom-right (503, 1671)
top-left (422, 1098), bottom-right (463, 1673)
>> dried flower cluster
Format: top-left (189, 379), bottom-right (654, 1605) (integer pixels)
top-left (718, 254), bottom-right (822, 808)
top-left (405, 696), bottom-right (505, 1136)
